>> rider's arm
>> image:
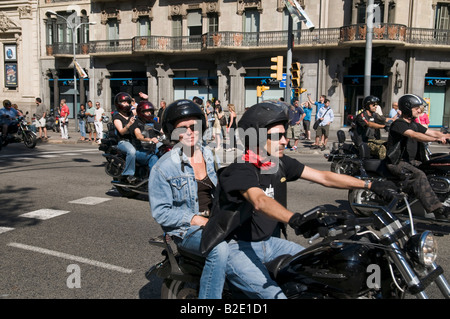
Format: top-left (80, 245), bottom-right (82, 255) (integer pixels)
top-left (133, 127), bottom-right (158, 143)
top-left (403, 129), bottom-right (447, 143)
top-left (240, 187), bottom-right (294, 223)
top-left (114, 117), bottom-right (134, 136)
top-left (300, 165), bottom-right (370, 190)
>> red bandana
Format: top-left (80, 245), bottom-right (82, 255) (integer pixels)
top-left (242, 150), bottom-right (276, 170)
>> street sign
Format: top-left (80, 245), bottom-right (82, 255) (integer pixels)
top-left (279, 73), bottom-right (287, 88)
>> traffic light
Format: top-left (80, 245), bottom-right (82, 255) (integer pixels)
top-left (291, 62), bottom-right (300, 88)
top-left (270, 56), bottom-right (284, 81)
top-left (293, 88), bottom-right (307, 97)
top-left (257, 85), bottom-right (270, 97)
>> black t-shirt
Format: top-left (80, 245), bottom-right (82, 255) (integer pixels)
top-left (387, 118), bottom-right (427, 162)
top-left (112, 113), bottom-right (132, 141)
top-left (130, 118), bottom-right (162, 151)
top-left (355, 110), bottom-right (385, 141)
top-left (219, 156), bottom-right (305, 241)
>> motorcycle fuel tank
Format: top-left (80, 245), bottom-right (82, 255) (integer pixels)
top-left (420, 154), bottom-right (450, 174)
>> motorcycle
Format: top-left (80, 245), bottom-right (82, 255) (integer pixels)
top-left (1, 112), bottom-right (37, 149)
top-left (324, 129), bottom-right (360, 175)
top-left (347, 140), bottom-right (450, 230)
top-left (99, 122), bottom-right (171, 198)
top-left (146, 195), bottom-right (450, 299)
top-left (45, 109), bottom-right (60, 133)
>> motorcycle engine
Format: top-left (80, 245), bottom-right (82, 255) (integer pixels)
top-left (428, 176), bottom-right (450, 194)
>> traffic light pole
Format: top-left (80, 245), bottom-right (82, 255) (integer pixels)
top-left (285, 16), bottom-right (293, 102)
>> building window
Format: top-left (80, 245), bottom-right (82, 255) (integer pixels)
top-left (187, 10), bottom-right (202, 37)
top-left (172, 15), bottom-right (182, 37)
top-left (356, 1), bottom-right (385, 24)
top-left (46, 23), bottom-right (54, 45)
top-left (244, 8), bottom-right (260, 32)
top-left (208, 12), bottom-right (218, 33)
top-left (435, 3), bottom-right (450, 30)
top-left (138, 16), bottom-right (151, 36)
top-left (108, 19), bottom-right (119, 40)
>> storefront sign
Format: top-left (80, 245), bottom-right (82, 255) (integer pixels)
top-left (425, 78), bottom-right (448, 87)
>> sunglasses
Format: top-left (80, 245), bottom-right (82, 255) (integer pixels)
top-left (267, 132), bottom-right (287, 140)
top-left (176, 124), bottom-right (199, 134)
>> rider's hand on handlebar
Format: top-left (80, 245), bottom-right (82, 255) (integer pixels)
top-left (288, 213), bottom-right (322, 238)
top-left (370, 180), bottom-right (398, 202)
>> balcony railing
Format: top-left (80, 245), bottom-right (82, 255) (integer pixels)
top-left (45, 24), bottom-right (450, 56)
top-left (133, 35), bottom-right (203, 52)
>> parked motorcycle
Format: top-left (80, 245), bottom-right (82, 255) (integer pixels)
top-left (146, 195), bottom-right (450, 299)
top-left (99, 123), bottom-right (170, 198)
top-left (45, 109), bottom-right (60, 133)
top-left (1, 112), bottom-right (37, 149)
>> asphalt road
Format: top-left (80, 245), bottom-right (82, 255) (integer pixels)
top-left (0, 141), bottom-right (449, 300)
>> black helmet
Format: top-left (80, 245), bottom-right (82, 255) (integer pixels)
top-left (136, 101), bottom-right (155, 122)
top-left (398, 94), bottom-right (426, 118)
top-left (363, 95), bottom-right (380, 110)
top-left (3, 99), bottom-right (11, 108)
top-left (161, 99), bottom-right (207, 141)
top-left (238, 101), bottom-right (289, 147)
top-left (114, 92), bottom-right (132, 113)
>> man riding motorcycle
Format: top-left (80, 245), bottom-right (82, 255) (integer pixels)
top-left (354, 95), bottom-right (388, 159)
top-left (200, 100), bottom-right (394, 299)
top-left (112, 92), bottom-right (137, 184)
top-left (0, 99), bottom-right (20, 142)
top-left (385, 93), bottom-right (450, 219)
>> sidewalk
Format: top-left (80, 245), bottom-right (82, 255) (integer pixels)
top-left (37, 123), bottom-right (100, 146)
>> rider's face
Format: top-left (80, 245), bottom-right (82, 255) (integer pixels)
top-left (265, 124), bottom-right (287, 158)
top-left (174, 117), bottom-right (201, 147)
top-left (412, 106), bottom-right (421, 118)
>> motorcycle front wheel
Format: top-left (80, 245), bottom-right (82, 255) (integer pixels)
top-left (161, 279), bottom-right (199, 299)
top-left (23, 131), bottom-right (37, 148)
top-left (348, 188), bottom-right (382, 217)
top-left (330, 159), bottom-right (357, 175)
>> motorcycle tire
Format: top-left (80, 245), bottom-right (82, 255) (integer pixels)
top-left (112, 178), bottom-right (139, 198)
top-left (330, 159), bottom-right (356, 175)
top-left (348, 188), bottom-right (382, 217)
top-left (161, 279), bottom-right (199, 299)
top-left (105, 160), bottom-right (123, 178)
top-left (23, 131), bottom-right (37, 148)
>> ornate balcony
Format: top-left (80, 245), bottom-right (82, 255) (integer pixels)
top-left (45, 25), bottom-right (450, 56)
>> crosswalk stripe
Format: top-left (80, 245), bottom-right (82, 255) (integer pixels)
top-left (0, 227), bottom-right (14, 234)
top-left (68, 197), bottom-right (111, 205)
top-left (20, 209), bottom-right (70, 220)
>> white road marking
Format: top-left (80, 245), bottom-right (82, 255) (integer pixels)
top-left (20, 209), bottom-right (70, 220)
top-left (36, 155), bottom-right (60, 158)
top-left (0, 149), bottom-right (98, 159)
top-left (7, 242), bottom-right (134, 274)
top-left (69, 197), bottom-right (111, 205)
top-left (0, 227), bottom-right (14, 234)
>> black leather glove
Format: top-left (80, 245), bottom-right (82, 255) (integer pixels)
top-left (288, 213), bottom-right (321, 238)
top-left (370, 180), bottom-right (398, 202)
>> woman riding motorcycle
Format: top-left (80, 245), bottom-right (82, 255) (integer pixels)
top-left (148, 99), bottom-right (228, 299)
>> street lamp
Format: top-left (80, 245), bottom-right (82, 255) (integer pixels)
top-left (46, 10), bottom-right (96, 131)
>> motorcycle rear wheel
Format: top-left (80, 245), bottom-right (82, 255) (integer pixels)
top-left (161, 279), bottom-right (199, 299)
top-left (23, 131), bottom-right (37, 148)
top-left (331, 159), bottom-right (356, 175)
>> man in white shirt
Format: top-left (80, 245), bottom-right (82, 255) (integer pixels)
top-left (94, 102), bottom-right (105, 144)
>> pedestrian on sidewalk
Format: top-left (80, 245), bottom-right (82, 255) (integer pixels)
top-left (286, 99), bottom-right (305, 151)
top-left (85, 100), bottom-right (96, 142)
top-left (35, 97), bottom-right (48, 140)
top-left (94, 102), bottom-right (105, 144)
top-left (59, 99), bottom-right (70, 140)
top-left (78, 103), bottom-right (87, 141)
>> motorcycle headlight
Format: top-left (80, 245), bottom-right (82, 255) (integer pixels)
top-left (406, 231), bottom-right (438, 266)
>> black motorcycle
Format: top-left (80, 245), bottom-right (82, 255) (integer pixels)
top-left (347, 140), bottom-right (450, 229)
top-left (99, 123), bottom-right (170, 198)
top-left (324, 129), bottom-right (360, 175)
top-left (146, 195), bottom-right (450, 299)
top-left (45, 109), bottom-right (60, 133)
top-left (1, 112), bottom-right (37, 149)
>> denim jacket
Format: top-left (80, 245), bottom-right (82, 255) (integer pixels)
top-left (149, 144), bottom-right (219, 239)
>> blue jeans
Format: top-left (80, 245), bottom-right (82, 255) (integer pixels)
top-left (226, 237), bottom-right (304, 299)
top-left (177, 226), bottom-right (229, 299)
top-left (117, 140), bottom-right (136, 176)
top-left (136, 150), bottom-right (159, 174)
top-left (79, 120), bottom-right (86, 138)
